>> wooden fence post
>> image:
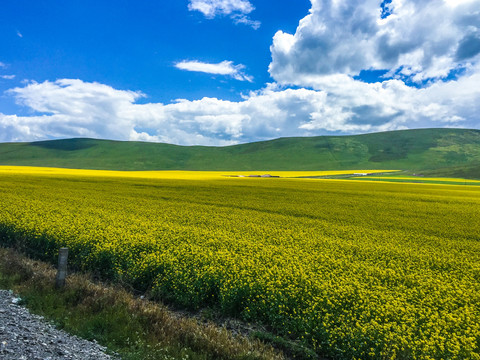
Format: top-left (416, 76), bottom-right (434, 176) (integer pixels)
top-left (55, 247), bottom-right (69, 289)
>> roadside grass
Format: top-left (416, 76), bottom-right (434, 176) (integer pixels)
top-left (0, 247), bottom-right (285, 360)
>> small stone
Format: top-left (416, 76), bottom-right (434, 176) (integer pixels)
top-left (0, 290), bottom-right (114, 359)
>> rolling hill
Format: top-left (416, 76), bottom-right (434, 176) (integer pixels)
top-left (1, 128), bottom-right (480, 178)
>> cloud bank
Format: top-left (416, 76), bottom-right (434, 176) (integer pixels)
top-left (175, 60), bottom-right (253, 82)
top-left (2, 72), bottom-right (479, 145)
top-left (188, 0), bottom-right (260, 29)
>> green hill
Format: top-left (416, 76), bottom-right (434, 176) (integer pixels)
top-left (1, 128), bottom-right (480, 178)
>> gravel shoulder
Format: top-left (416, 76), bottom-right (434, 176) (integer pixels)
top-left (0, 289), bottom-right (116, 360)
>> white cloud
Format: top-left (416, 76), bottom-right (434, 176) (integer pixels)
top-left (16, 31), bottom-right (23, 38)
top-left (259, 0), bottom-right (480, 137)
top-left (188, 0), bottom-right (260, 29)
top-left (188, 0), bottom-right (253, 18)
top-left (0, 62), bottom-right (15, 80)
top-left (2, 79), bottom-right (144, 142)
top-left (231, 14), bottom-right (260, 30)
top-left (269, 0), bottom-right (480, 85)
top-left (175, 60), bottom-right (253, 82)
top-left (1, 76), bottom-right (479, 145)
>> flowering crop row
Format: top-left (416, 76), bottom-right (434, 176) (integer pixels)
top-left (0, 170), bottom-right (479, 359)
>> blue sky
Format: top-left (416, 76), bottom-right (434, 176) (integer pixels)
top-left (1, 0), bottom-right (480, 145)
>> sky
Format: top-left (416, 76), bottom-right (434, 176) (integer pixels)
top-left (1, 0), bottom-right (480, 145)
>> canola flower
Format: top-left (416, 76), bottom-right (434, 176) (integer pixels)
top-left (0, 166), bottom-right (396, 180)
top-left (0, 167), bottom-right (479, 360)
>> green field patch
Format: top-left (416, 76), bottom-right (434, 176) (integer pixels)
top-left (346, 175), bottom-right (480, 186)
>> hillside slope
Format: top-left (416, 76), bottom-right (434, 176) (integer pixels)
top-left (1, 128), bottom-right (479, 177)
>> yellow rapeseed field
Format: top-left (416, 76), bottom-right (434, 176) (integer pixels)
top-left (0, 166), bottom-right (395, 180)
top-left (0, 166), bottom-right (479, 359)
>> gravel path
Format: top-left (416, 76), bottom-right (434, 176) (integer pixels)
top-left (0, 290), bottom-right (116, 360)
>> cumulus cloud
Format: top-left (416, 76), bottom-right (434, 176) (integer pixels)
top-left (188, 0), bottom-right (260, 29)
top-left (260, 0), bottom-right (480, 136)
top-left (269, 0), bottom-right (480, 85)
top-left (1, 76), bottom-right (479, 145)
top-left (175, 60), bottom-right (253, 82)
top-left (2, 79), bottom-right (144, 142)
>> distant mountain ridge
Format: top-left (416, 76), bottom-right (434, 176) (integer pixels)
top-left (1, 128), bottom-right (480, 178)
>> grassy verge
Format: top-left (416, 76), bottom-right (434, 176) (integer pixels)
top-left (0, 247), bottom-right (284, 360)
